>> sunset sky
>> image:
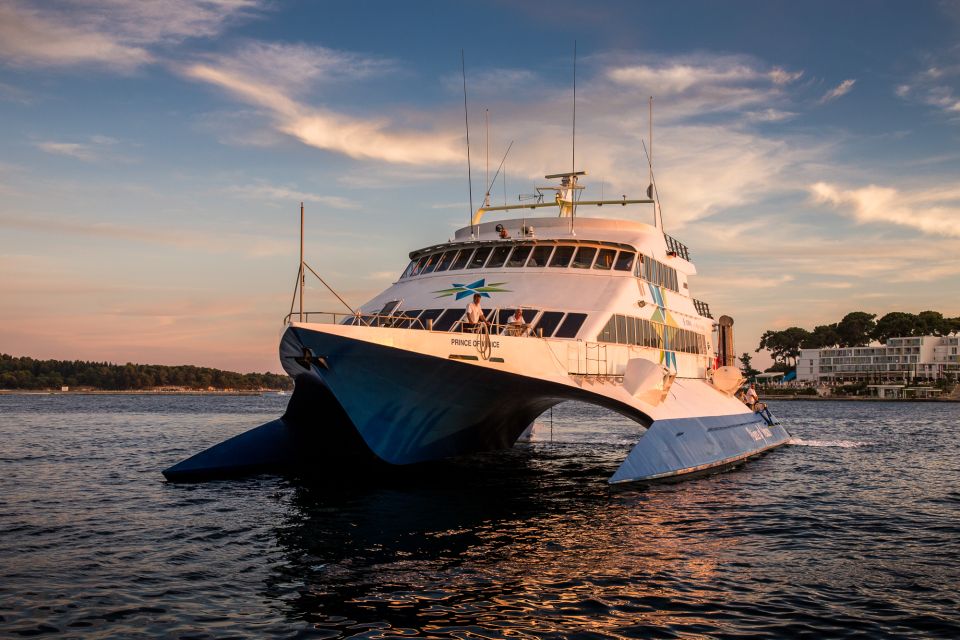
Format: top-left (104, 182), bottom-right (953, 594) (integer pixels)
top-left (2, 0), bottom-right (959, 373)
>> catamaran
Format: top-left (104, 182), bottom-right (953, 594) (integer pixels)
top-left (164, 170), bottom-right (791, 483)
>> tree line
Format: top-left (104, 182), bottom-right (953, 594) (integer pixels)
top-left (0, 354), bottom-right (294, 391)
top-left (756, 311), bottom-right (960, 367)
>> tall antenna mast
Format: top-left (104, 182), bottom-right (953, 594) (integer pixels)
top-left (299, 201), bottom-right (304, 322)
top-left (485, 109), bottom-right (490, 207)
top-left (571, 40), bottom-right (577, 234)
top-left (461, 50), bottom-right (475, 237)
top-left (649, 96), bottom-right (656, 228)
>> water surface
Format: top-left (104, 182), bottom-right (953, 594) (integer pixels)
top-left (1, 396), bottom-right (958, 638)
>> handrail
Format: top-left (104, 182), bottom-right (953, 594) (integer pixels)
top-left (284, 309), bottom-right (539, 337)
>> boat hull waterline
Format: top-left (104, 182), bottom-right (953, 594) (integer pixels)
top-left (163, 324), bottom-right (790, 483)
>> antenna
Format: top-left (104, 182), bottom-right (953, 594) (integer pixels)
top-left (571, 40), bottom-right (577, 234)
top-left (461, 50), bottom-right (475, 237)
top-left (299, 201), bottom-right (304, 322)
top-left (648, 96), bottom-right (655, 227)
top-left (485, 109), bottom-right (490, 207)
top-left (642, 140), bottom-right (664, 230)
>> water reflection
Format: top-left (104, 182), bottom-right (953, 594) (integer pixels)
top-left (267, 445), bottom-right (742, 637)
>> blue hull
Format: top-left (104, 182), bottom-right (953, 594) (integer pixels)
top-left (163, 326), bottom-right (791, 483)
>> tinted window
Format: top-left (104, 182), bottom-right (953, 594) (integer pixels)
top-left (486, 245), bottom-right (512, 268)
top-left (401, 260), bottom-right (417, 279)
top-left (593, 249), bottom-right (616, 270)
top-left (468, 246), bottom-right (492, 268)
top-left (451, 248), bottom-right (473, 270)
top-left (435, 250), bottom-right (457, 272)
top-left (418, 308), bottom-right (443, 329)
top-left (572, 246), bottom-right (597, 269)
top-left (549, 245), bottom-right (575, 267)
top-left (554, 313), bottom-right (587, 338)
top-left (615, 315), bottom-right (627, 343)
top-left (422, 253), bottom-right (441, 274)
top-left (506, 244), bottom-right (532, 267)
top-left (432, 308), bottom-right (462, 332)
top-left (411, 255), bottom-right (429, 276)
top-left (534, 311), bottom-right (565, 337)
top-left (395, 309), bottom-right (422, 329)
top-left (614, 251), bottom-right (635, 271)
top-left (526, 245), bottom-right (553, 267)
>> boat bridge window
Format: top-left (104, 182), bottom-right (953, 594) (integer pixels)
top-left (506, 244), bottom-right (532, 267)
top-left (451, 248), bottom-right (473, 270)
top-left (432, 308), bottom-right (463, 332)
top-left (534, 311), bottom-right (565, 336)
top-left (468, 246), bottom-right (492, 268)
top-left (597, 314), bottom-right (706, 354)
top-left (594, 249), bottom-right (616, 270)
top-left (486, 245), bottom-right (512, 269)
top-left (549, 246), bottom-right (575, 268)
top-left (572, 247), bottom-right (597, 269)
top-left (527, 245), bottom-right (553, 267)
top-left (614, 251), bottom-right (635, 272)
top-left (435, 250), bottom-right (457, 272)
top-left (421, 253), bottom-right (440, 274)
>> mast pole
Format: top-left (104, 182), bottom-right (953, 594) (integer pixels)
top-left (299, 201), bottom-right (304, 322)
top-left (571, 40), bottom-right (577, 235)
top-left (461, 50), bottom-right (475, 237)
top-left (649, 96), bottom-right (655, 228)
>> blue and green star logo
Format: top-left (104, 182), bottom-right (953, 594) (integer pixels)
top-left (433, 278), bottom-right (510, 300)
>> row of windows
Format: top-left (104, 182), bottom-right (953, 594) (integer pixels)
top-left (401, 242), bottom-right (681, 293)
top-left (345, 307), bottom-right (588, 339)
top-left (596, 314), bottom-right (707, 355)
top-left (402, 243), bottom-right (637, 279)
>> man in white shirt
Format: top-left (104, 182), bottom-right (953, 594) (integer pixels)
top-left (508, 308), bottom-right (527, 336)
top-left (745, 383), bottom-right (759, 408)
top-left (464, 294), bottom-right (486, 332)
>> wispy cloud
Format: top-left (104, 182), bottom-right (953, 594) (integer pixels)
top-left (181, 42), bottom-right (462, 165)
top-left (896, 63), bottom-right (960, 117)
top-left (809, 181), bottom-right (960, 237)
top-left (225, 181), bottom-right (359, 209)
top-left (35, 135), bottom-right (119, 161)
top-left (819, 79), bottom-right (856, 103)
top-left (0, 0), bottom-right (260, 71)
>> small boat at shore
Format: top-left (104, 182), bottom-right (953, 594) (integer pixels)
top-left (164, 168), bottom-right (790, 483)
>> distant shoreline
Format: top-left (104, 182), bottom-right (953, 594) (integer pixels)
top-left (763, 395), bottom-right (958, 403)
top-left (0, 389), bottom-right (287, 396)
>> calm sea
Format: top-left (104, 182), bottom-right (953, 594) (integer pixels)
top-left (1, 395), bottom-right (958, 638)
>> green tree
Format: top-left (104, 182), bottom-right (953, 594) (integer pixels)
top-left (916, 310), bottom-right (952, 336)
top-left (802, 323), bottom-right (841, 348)
top-left (757, 327), bottom-right (811, 366)
top-left (871, 312), bottom-right (918, 343)
top-left (739, 352), bottom-right (760, 379)
top-left (836, 311), bottom-right (876, 347)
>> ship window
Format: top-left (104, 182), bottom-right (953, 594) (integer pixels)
top-left (527, 245), bottom-right (553, 267)
top-left (411, 255), bottom-right (429, 276)
top-left (615, 315), bottom-right (627, 344)
top-left (421, 253), bottom-right (441, 274)
top-left (468, 246), bottom-right (492, 268)
top-left (598, 316), bottom-right (615, 342)
top-left (486, 245), bottom-right (512, 268)
top-left (418, 308), bottom-right (444, 329)
top-left (432, 308), bottom-right (462, 332)
top-left (554, 313), bottom-right (587, 338)
top-left (549, 245), bottom-right (575, 267)
top-left (572, 246), bottom-right (597, 269)
top-left (496, 308), bottom-right (538, 327)
top-left (401, 260), bottom-right (417, 279)
top-left (451, 248), bottom-right (473, 270)
top-left (434, 250), bottom-right (457, 272)
top-left (614, 251), bottom-right (635, 271)
top-left (594, 249), bottom-right (616, 270)
top-left (627, 316), bottom-right (638, 345)
top-left (534, 311), bottom-right (565, 337)
top-left (506, 244), bottom-right (532, 267)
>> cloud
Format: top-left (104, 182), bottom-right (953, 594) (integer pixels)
top-left (896, 63), bottom-right (960, 117)
top-left (225, 182), bottom-right (359, 209)
top-left (819, 79), bottom-right (856, 103)
top-left (809, 181), bottom-right (960, 237)
top-left (0, 0), bottom-right (259, 71)
top-left (181, 43), bottom-right (463, 165)
top-left (35, 135), bottom-right (118, 161)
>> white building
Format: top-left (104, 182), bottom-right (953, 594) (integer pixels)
top-left (797, 334), bottom-right (960, 384)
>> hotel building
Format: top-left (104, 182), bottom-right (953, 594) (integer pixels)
top-left (796, 334), bottom-right (960, 384)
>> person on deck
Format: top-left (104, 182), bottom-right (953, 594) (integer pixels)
top-left (745, 383), bottom-right (759, 409)
top-left (507, 308), bottom-right (527, 336)
top-left (463, 294), bottom-right (487, 332)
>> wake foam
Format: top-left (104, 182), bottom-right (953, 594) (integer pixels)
top-left (787, 438), bottom-right (873, 448)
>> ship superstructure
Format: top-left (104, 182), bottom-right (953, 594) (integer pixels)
top-left (164, 170), bottom-right (790, 483)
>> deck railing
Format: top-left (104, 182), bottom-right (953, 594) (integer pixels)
top-left (285, 310), bottom-right (540, 337)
